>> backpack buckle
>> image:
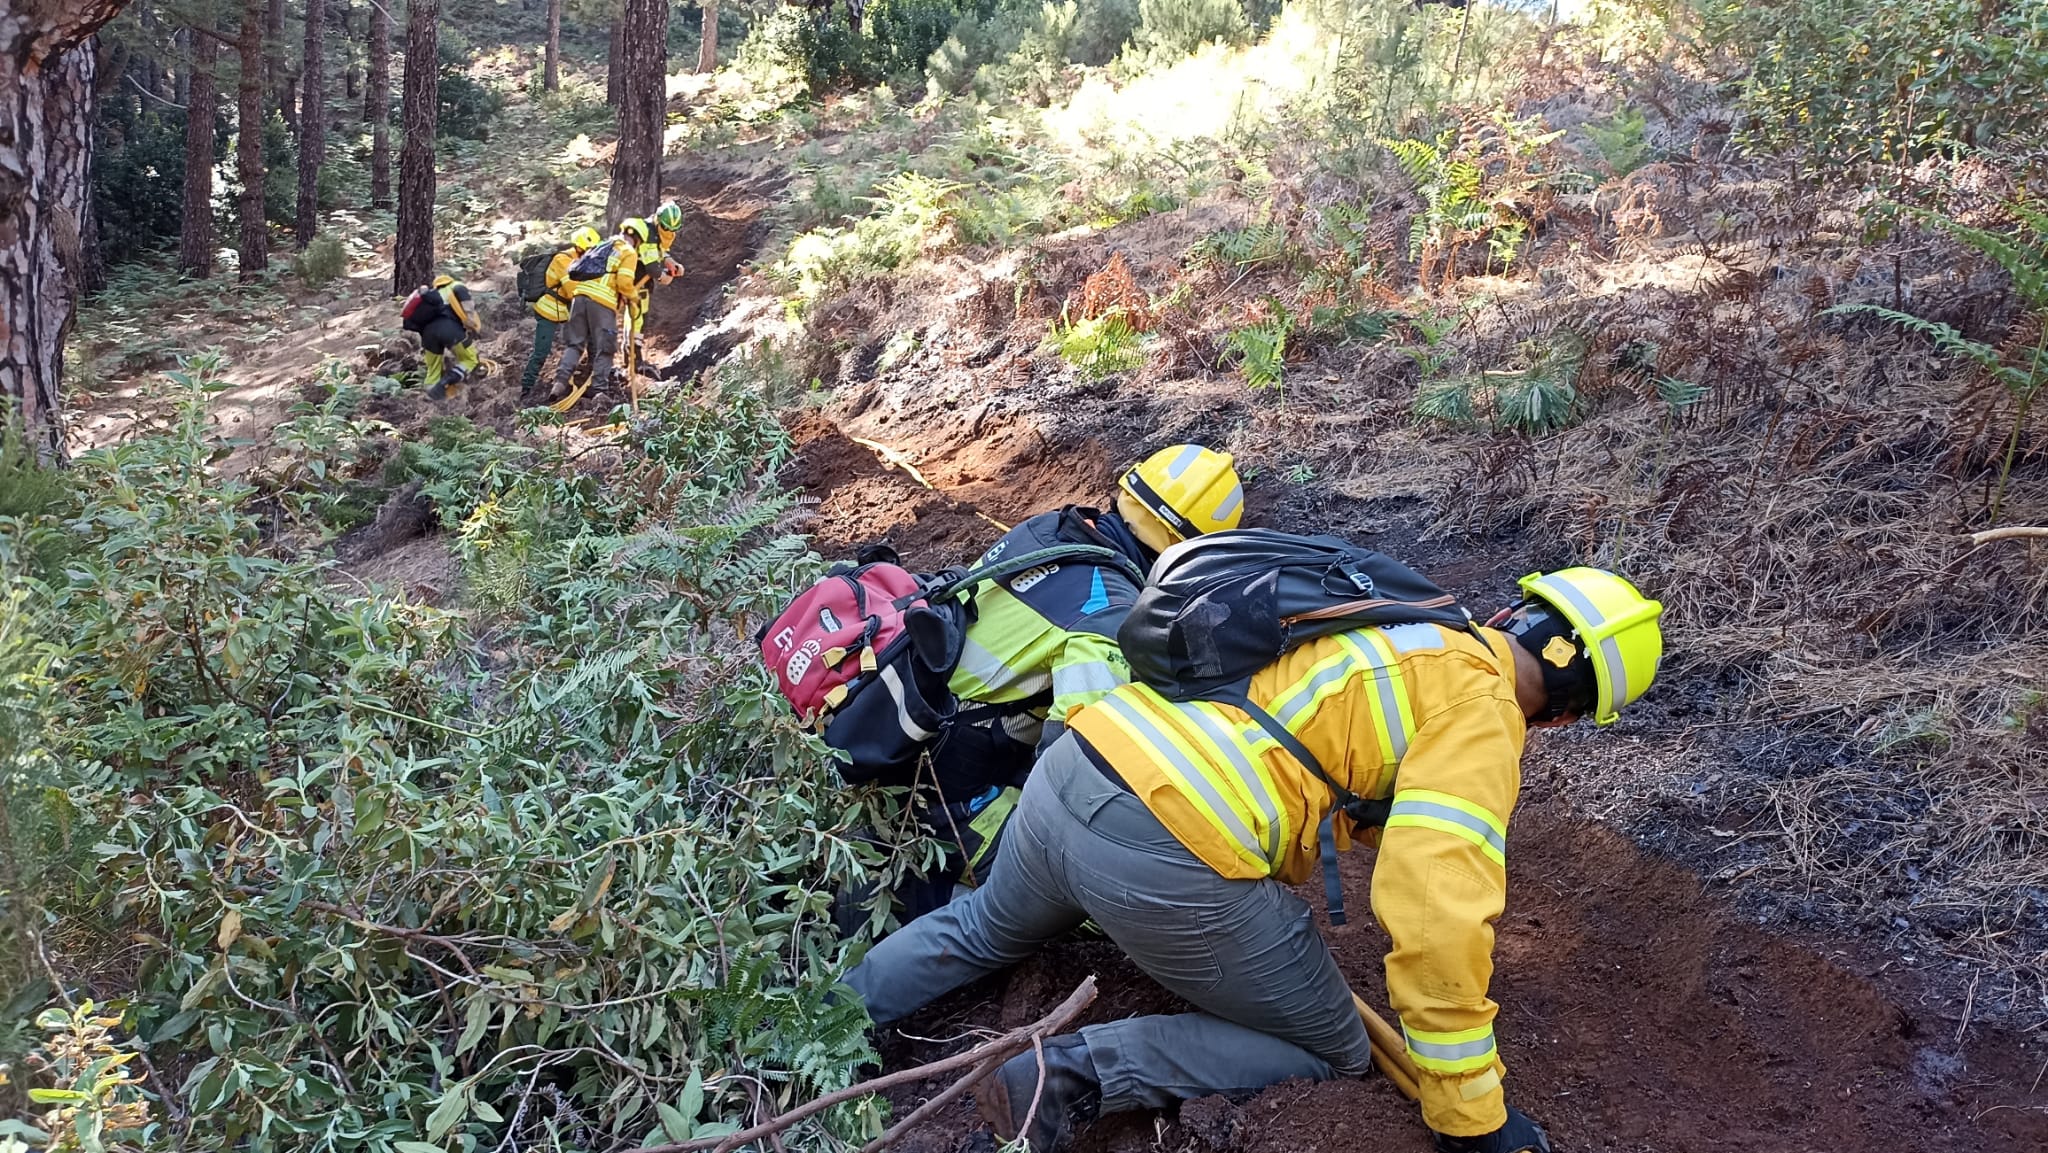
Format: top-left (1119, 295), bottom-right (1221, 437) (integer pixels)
top-left (1337, 563), bottom-right (1376, 595)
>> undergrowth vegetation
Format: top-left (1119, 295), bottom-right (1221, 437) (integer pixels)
top-left (2, 356), bottom-right (927, 1150)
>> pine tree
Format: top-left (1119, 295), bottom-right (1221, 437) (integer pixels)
top-left (294, 0), bottom-right (325, 248)
top-left (393, 0), bottom-right (438, 292)
top-left (0, 1), bottom-right (129, 464)
top-left (179, 19), bottom-right (223, 278)
top-left (368, 0), bottom-right (390, 207)
top-left (697, 0), bottom-right (719, 73)
top-left (546, 0), bottom-right (562, 91)
top-left (606, 0), bottom-right (668, 225)
top-left (236, 0), bottom-right (269, 280)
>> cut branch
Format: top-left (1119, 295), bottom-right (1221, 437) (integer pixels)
top-left (623, 976), bottom-right (1097, 1153)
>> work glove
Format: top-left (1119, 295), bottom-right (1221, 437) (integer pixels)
top-left (1432, 1106), bottom-right (1551, 1153)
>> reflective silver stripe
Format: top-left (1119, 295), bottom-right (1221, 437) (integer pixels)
top-left (1053, 660), bottom-right (1125, 698)
top-left (1167, 444), bottom-right (1204, 478)
top-left (1403, 1029), bottom-right (1497, 1063)
top-left (1001, 711), bottom-right (1041, 742)
top-left (956, 637), bottom-right (1014, 688)
top-left (1378, 622), bottom-right (1444, 654)
top-left (1387, 797), bottom-right (1506, 860)
top-left (1213, 482), bottom-right (1243, 521)
top-left (1273, 654), bottom-right (1358, 729)
top-left (877, 664), bottom-right (937, 742)
top-left (1101, 695), bottom-right (1265, 864)
top-left (1181, 705), bottom-right (1283, 863)
top-left (1530, 575), bottom-right (1629, 715)
top-left (1350, 634), bottom-right (1411, 760)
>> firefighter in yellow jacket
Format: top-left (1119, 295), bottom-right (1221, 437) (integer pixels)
top-left (843, 566), bottom-right (1665, 1153)
top-left (520, 227), bottom-right (600, 400)
top-left (552, 224), bottom-right (640, 398)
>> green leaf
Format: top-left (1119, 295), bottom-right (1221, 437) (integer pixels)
top-left (456, 996), bottom-right (491, 1057)
top-left (27, 1089), bottom-right (89, 1104)
top-left (424, 1083), bottom-right (472, 1143)
top-left (680, 1066), bottom-right (704, 1124)
top-left (394, 1142), bottom-right (445, 1153)
top-left (656, 1103), bottom-right (694, 1143)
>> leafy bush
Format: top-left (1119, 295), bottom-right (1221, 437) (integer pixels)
top-left (1707, 0), bottom-right (2048, 171)
top-left (776, 173), bottom-right (964, 304)
top-left (1222, 297), bottom-right (1294, 396)
top-left (292, 233), bottom-right (347, 286)
top-left (1072, 0), bottom-right (1141, 63)
top-left (91, 104), bottom-right (196, 268)
top-left (1126, 0), bottom-right (1250, 66)
top-left (1045, 308), bottom-right (1146, 378)
top-left (1585, 104), bottom-right (1651, 177)
top-left (13, 356), bottom-right (920, 1152)
top-left (438, 57), bottom-right (507, 143)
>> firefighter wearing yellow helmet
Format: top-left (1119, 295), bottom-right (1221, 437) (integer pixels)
top-left (843, 556), bottom-right (1662, 1153)
top-left (401, 273), bottom-right (484, 401)
top-left (520, 227), bottom-right (602, 400)
top-left (847, 444), bottom-right (1245, 927)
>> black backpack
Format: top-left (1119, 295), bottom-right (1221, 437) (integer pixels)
top-left (515, 249), bottom-right (559, 303)
top-left (1119, 529), bottom-right (1475, 920)
top-left (567, 239), bottom-right (616, 281)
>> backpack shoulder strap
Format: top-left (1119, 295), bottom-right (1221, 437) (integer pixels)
top-left (1225, 689), bottom-right (1390, 927)
top-left (927, 544), bottom-right (1145, 602)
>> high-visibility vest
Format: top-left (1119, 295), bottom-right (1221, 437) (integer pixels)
top-left (1070, 623), bottom-right (1517, 884)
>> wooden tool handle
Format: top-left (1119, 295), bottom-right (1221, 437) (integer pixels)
top-left (1353, 992), bottom-right (1423, 1102)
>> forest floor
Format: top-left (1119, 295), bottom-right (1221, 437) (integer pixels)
top-left (62, 32), bottom-right (2048, 1153)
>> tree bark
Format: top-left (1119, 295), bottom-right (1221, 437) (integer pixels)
top-left (1, 3), bottom-right (129, 465)
top-left (606, 0), bottom-right (668, 225)
top-left (697, 0), bottom-right (718, 74)
top-left (294, 0), bottom-right (326, 247)
top-left (179, 23), bottom-right (221, 278)
top-left (545, 0), bottom-right (562, 92)
top-left (341, 1), bottom-right (359, 100)
top-left (393, 0), bottom-right (438, 292)
top-left (237, 0), bottom-right (269, 280)
top-left (606, 6), bottom-right (624, 108)
top-left (368, 0), bottom-right (390, 206)
top-left (267, 0), bottom-right (295, 133)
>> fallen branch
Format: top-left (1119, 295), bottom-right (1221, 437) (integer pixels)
top-left (1969, 526), bottom-right (2048, 546)
top-left (623, 976), bottom-right (1098, 1153)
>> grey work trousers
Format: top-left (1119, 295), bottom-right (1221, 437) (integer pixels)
top-left (554, 295), bottom-right (616, 389)
top-left (844, 733), bottom-right (1373, 1115)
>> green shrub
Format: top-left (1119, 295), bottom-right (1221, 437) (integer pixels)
top-left (1585, 104), bottom-right (1651, 177)
top-left (1126, 0), bottom-right (1250, 66)
top-left (18, 354), bottom-right (920, 1152)
top-left (1708, 0), bottom-right (2048, 170)
top-left (1045, 308), bottom-right (1146, 378)
top-left (292, 233), bottom-right (347, 286)
top-left (1071, 0), bottom-right (1140, 64)
top-left (91, 103), bottom-right (197, 267)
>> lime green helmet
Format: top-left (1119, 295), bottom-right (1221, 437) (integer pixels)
top-left (621, 217), bottom-right (650, 244)
top-left (655, 200), bottom-right (683, 231)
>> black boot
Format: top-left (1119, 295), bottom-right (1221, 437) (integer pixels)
top-left (975, 1033), bottom-right (1100, 1152)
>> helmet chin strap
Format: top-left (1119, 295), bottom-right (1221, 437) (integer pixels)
top-left (1496, 601), bottom-right (1596, 723)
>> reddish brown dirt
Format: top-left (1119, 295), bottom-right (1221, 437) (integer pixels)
top-left (867, 806), bottom-right (2048, 1153)
top-left (779, 394), bottom-right (2048, 1153)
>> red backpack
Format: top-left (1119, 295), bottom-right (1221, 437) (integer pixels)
top-left (758, 544), bottom-right (1142, 785)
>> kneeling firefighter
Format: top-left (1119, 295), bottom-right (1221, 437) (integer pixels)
top-left (840, 535), bottom-right (1666, 1153)
top-left (760, 445), bottom-right (1245, 926)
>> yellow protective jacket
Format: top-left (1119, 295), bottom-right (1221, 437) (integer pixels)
top-left (534, 249), bottom-right (577, 323)
top-left (1069, 623), bottom-right (1527, 1136)
top-left (625, 240), bottom-right (662, 334)
top-left (569, 240), bottom-right (638, 311)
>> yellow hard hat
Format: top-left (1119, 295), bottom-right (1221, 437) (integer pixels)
top-left (1115, 444), bottom-right (1243, 554)
top-left (432, 274), bottom-right (456, 289)
top-left (571, 226), bottom-right (602, 250)
top-left (622, 218), bottom-right (650, 243)
top-left (1516, 567), bottom-right (1664, 725)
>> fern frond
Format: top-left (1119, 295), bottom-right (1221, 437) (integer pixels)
top-left (1826, 303), bottom-right (2021, 387)
top-left (1906, 206), bottom-right (2048, 312)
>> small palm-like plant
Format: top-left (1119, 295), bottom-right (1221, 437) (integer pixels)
top-left (1829, 202), bottom-right (2048, 522)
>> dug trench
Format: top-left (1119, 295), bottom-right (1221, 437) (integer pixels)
top-left (783, 392), bottom-right (2048, 1151)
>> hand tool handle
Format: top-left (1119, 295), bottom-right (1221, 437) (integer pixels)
top-left (1353, 992), bottom-right (1422, 1102)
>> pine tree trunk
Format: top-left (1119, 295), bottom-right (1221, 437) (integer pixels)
top-left (697, 0), bottom-right (718, 73)
top-left (607, 8), bottom-right (624, 108)
top-left (368, 0), bottom-right (391, 207)
top-left (295, 0), bottom-right (326, 247)
top-left (179, 26), bottom-right (221, 278)
top-left (341, 1), bottom-right (360, 100)
top-left (545, 0), bottom-right (562, 92)
top-left (606, 0), bottom-right (668, 225)
top-left (394, 0), bottom-right (438, 293)
top-left (237, 0), bottom-right (269, 280)
top-left (268, 0), bottom-right (295, 134)
top-left (1, 4), bottom-right (128, 466)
